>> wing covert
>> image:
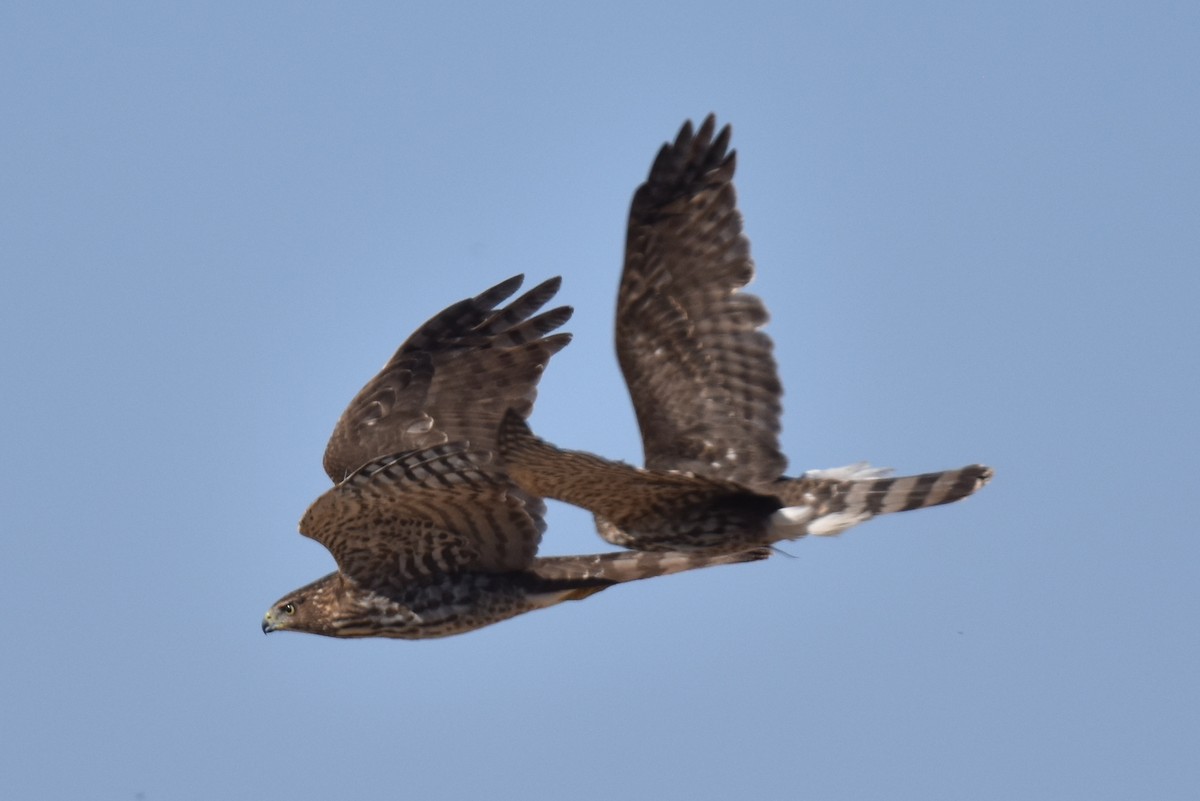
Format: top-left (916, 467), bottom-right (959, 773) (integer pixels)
top-left (322, 275), bottom-right (572, 482)
top-left (301, 443), bottom-right (545, 589)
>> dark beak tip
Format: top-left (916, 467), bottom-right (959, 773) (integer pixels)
top-left (261, 619), bottom-right (272, 634)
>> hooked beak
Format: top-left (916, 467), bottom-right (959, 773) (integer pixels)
top-left (262, 613), bottom-right (277, 634)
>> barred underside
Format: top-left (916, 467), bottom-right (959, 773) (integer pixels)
top-left (320, 572), bottom-right (567, 640)
top-left (302, 442), bottom-right (544, 587)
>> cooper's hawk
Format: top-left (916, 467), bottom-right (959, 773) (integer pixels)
top-left (499, 116), bottom-right (992, 554)
top-left (263, 276), bottom-right (766, 639)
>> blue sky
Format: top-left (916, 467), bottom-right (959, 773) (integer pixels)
top-left (2, 2), bottom-right (1197, 799)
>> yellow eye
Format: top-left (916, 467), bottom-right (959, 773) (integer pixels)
top-left (282, 603), bottom-right (295, 615)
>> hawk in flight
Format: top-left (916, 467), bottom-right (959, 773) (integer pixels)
top-left (263, 275), bottom-right (766, 639)
top-left (499, 116), bottom-right (992, 554)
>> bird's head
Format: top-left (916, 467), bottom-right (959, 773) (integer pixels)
top-left (261, 573), bottom-right (341, 636)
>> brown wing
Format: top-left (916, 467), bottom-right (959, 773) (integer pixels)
top-left (301, 443), bottom-right (545, 589)
top-left (322, 275), bottom-right (571, 482)
top-left (617, 115), bottom-right (785, 486)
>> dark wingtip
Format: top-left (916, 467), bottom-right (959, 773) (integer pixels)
top-left (477, 274), bottom-right (524, 307)
top-left (711, 117), bottom-right (731, 153)
top-left (512, 277), bottom-right (563, 317)
top-left (694, 114), bottom-right (716, 152)
top-left (541, 330), bottom-right (573, 356)
top-left (673, 118), bottom-right (695, 151)
top-left (527, 305), bottom-right (573, 333)
top-left (532, 275), bottom-right (562, 294)
top-left (638, 115), bottom-right (737, 207)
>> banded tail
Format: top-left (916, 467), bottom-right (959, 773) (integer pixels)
top-left (767, 464), bottom-right (994, 540)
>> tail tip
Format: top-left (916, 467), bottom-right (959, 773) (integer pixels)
top-left (968, 464), bottom-right (995, 491)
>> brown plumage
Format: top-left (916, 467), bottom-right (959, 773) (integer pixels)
top-left (498, 116), bottom-right (992, 554)
top-left (263, 275), bottom-right (767, 639)
top-left (320, 274), bottom-right (571, 483)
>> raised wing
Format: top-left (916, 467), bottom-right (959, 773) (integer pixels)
top-left (301, 443), bottom-right (545, 589)
top-left (617, 115), bottom-right (785, 486)
top-left (322, 275), bottom-right (571, 482)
